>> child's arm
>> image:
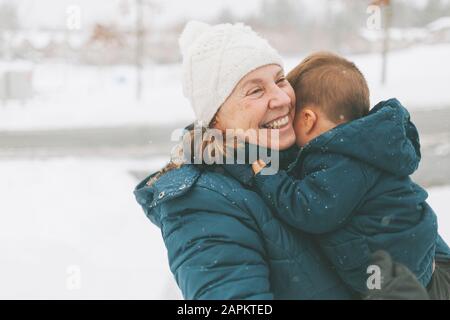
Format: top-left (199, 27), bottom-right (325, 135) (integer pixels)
top-left (252, 154), bottom-right (373, 234)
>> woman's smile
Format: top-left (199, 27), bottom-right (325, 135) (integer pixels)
top-left (261, 114), bottom-right (291, 129)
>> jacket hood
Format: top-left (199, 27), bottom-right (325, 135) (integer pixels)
top-left (304, 98), bottom-right (421, 176)
top-left (134, 164), bottom-right (202, 227)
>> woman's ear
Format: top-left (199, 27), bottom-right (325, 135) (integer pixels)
top-left (301, 108), bottom-right (318, 134)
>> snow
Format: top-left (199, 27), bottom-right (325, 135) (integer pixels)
top-left (0, 60), bottom-right (33, 73)
top-left (0, 156), bottom-right (183, 299)
top-left (361, 28), bottom-right (429, 42)
top-left (428, 17), bottom-right (450, 32)
top-left (0, 63), bottom-right (195, 131)
top-left (1, 43), bottom-right (450, 131)
top-left (0, 156), bottom-right (449, 299)
top-left (427, 185), bottom-right (450, 242)
top-left (1, 0), bottom-right (449, 301)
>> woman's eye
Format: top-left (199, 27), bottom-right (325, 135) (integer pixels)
top-left (277, 77), bottom-right (287, 84)
top-left (248, 88), bottom-right (262, 96)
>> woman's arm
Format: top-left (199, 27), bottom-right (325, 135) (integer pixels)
top-left (161, 186), bottom-right (274, 299)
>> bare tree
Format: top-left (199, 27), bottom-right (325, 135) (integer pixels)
top-left (135, 0), bottom-right (144, 101)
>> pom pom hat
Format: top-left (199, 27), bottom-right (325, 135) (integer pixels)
top-left (179, 21), bottom-right (284, 126)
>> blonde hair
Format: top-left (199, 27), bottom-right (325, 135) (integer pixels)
top-left (146, 116), bottom-right (236, 187)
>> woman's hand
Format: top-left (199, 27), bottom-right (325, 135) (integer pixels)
top-left (252, 159), bottom-right (267, 175)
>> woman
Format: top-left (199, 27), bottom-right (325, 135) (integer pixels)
top-left (134, 21), bottom-right (353, 299)
top-left (133, 21), bottom-right (430, 299)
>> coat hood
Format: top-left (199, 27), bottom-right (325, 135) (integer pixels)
top-left (303, 98), bottom-right (421, 176)
top-left (134, 164), bottom-right (202, 227)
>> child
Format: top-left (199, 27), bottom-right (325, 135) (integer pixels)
top-left (251, 52), bottom-right (450, 298)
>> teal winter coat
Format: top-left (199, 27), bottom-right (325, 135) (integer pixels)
top-left (250, 98), bottom-right (450, 294)
top-left (134, 149), bottom-right (355, 299)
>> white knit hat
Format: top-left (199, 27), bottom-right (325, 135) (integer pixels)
top-left (179, 21), bottom-right (284, 126)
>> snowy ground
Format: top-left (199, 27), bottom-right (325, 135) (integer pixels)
top-left (0, 157), bottom-right (449, 299)
top-left (0, 157), bottom-right (183, 299)
top-left (1, 43), bottom-right (450, 131)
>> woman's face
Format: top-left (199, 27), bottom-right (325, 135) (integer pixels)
top-left (214, 64), bottom-right (296, 150)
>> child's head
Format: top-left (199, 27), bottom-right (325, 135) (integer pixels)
top-left (287, 52), bottom-right (370, 147)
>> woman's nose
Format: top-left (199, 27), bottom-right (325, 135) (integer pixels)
top-left (268, 85), bottom-right (291, 109)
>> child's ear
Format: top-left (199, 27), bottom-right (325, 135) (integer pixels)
top-left (301, 108), bottom-right (318, 134)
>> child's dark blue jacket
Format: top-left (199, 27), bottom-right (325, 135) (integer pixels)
top-left (252, 98), bottom-right (450, 293)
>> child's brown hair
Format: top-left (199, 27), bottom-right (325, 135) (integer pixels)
top-left (287, 52), bottom-right (370, 123)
